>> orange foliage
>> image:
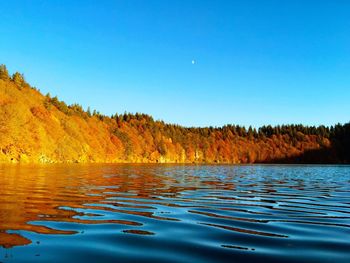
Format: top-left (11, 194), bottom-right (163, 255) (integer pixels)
top-left (0, 71), bottom-right (342, 164)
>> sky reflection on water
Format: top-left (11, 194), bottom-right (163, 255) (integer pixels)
top-left (1, 164), bottom-right (350, 262)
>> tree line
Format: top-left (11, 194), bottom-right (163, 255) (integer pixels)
top-left (1, 64), bottom-right (349, 163)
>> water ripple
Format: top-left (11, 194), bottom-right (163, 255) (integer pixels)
top-left (1, 164), bottom-right (350, 262)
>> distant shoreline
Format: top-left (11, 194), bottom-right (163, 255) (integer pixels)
top-left (1, 65), bottom-right (349, 165)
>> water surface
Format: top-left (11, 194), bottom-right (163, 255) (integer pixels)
top-left (0, 164), bottom-right (350, 262)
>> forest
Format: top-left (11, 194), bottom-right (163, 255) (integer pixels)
top-left (1, 64), bottom-right (349, 164)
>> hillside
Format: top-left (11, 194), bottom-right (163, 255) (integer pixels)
top-left (0, 65), bottom-right (349, 164)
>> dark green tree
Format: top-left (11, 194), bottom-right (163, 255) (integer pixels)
top-left (87, 107), bottom-right (92, 117)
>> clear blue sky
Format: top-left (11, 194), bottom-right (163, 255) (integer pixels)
top-left (0, 0), bottom-right (349, 127)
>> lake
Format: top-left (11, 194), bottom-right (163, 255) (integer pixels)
top-left (0, 164), bottom-right (350, 262)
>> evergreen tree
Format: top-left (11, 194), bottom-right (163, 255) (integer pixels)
top-left (87, 107), bottom-right (92, 117)
top-left (12, 72), bottom-right (25, 87)
top-left (0, 64), bottom-right (10, 80)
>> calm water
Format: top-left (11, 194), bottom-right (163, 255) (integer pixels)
top-left (0, 165), bottom-right (350, 262)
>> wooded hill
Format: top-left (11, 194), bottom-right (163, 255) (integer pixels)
top-left (0, 65), bottom-right (349, 164)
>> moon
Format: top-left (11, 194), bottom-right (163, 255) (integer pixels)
top-left (192, 60), bottom-right (196, 65)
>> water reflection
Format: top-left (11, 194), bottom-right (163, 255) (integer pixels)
top-left (0, 164), bottom-right (350, 262)
top-left (0, 165), bottom-right (182, 247)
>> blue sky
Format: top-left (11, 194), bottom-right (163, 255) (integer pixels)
top-left (0, 0), bottom-right (349, 127)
